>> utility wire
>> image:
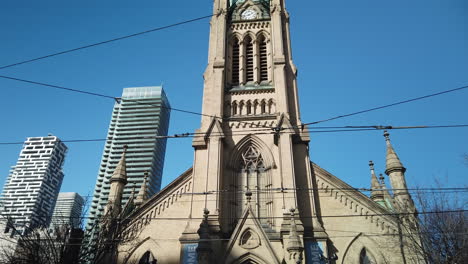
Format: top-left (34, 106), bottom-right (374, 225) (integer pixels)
top-left (301, 85), bottom-right (468, 126)
top-left (8, 209), bottom-right (466, 221)
top-left (2, 75), bottom-right (467, 131)
top-left (0, 75), bottom-right (275, 129)
top-left (1, 124), bottom-right (468, 145)
top-left (0, 14), bottom-right (215, 70)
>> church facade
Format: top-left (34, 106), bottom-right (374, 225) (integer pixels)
top-left (104, 1), bottom-right (423, 263)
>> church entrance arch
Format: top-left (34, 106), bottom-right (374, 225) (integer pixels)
top-left (231, 253), bottom-right (267, 264)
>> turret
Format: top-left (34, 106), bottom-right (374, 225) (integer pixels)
top-left (369, 161), bottom-right (384, 204)
top-left (383, 131), bottom-right (414, 212)
top-left (104, 145), bottom-right (128, 217)
top-left (286, 208), bottom-right (304, 264)
top-left (379, 173), bottom-right (394, 211)
top-left (135, 171), bottom-right (149, 207)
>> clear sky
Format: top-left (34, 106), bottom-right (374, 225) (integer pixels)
top-left (0, 0), bottom-right (467, 203)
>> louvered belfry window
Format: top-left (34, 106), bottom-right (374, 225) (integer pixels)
top-left (232, 39), bottom-right (240, 86)
top-left (259, 37), bottom-right (268, 82)
top-left (245, 37), bottom-right (254, 83)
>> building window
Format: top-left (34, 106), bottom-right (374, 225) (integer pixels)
top-left (229, 33), bottom-right (270, 88)
top-left (232, 38), bottom-right (240, 86)
top-left (139, 251), bottom-right (157, 264)
top-left (359, 248), bottom-right (376, 264)
top-left (245, 36), bottom-right (254, 83)
top-left (230, 145), bottom-right (273, 228)
top-left (258, 36), bottom-right (268, 82)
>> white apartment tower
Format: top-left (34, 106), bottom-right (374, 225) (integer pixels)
top-left (0, 135), bottom-right (67, 235)
top-left (50, 192), bottom-right (85, 229)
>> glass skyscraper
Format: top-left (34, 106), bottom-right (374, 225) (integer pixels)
top-left (50, 192), bottom-right (84, 229)
top-left (87, 86), bottom-right (170, 229)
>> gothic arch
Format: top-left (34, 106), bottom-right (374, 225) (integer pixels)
top-left (243, 31), bottom-right (257, 41)
top-left (230, 253), bottom-right (268, 264)
top-left (256, 30), bottom-right (270, 39)
top-left (341, 233), bottom-right (387, 264)
top-left (231, 33), bottom-right (242, 45)
top-left (228, 135), bottom-right (275, 170)
top-left (225, 135), bottom-right (276, 230)
top-left (123, 237), bottom-right (160, 264)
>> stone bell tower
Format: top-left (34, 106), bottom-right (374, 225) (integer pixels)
top-left (186, 0), bottom-right (327, 262)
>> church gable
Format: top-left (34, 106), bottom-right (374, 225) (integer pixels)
top-left (120, 168), bottom-right (193, 237)
top-left (312, 163), bottom-right (399, 234)
top-left (224, 205), bottom-right (280, 264)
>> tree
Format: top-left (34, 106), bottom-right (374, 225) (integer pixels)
top-left (0, 193), bottom-right (142, 264)
top-left (399, 181), bottom-right (468, 264)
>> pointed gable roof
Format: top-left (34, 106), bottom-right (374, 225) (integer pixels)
top-left (369, 161), bottom-right (384, 202)
top-left (384, 131), bottom-right (406, 174)
top-left (224, 203), bottom-right (280, 264)
top-left (110, 145), bottom-right (128, 185)
top-left (135, 171), bottom-right (149, 206)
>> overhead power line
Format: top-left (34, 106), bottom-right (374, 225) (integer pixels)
top-left (302, 85), bottom-right (468, 126)
top-left (1, 74), bottom-right (467, 131)
top-left (20, 209), bottom-right (468, 221)
top-left (0, 75), bottom-right (275, 129)
top-left (0, 14), bottom-right (215, 70)
top-left (0, 75), bottom-right (115, 99)
top-left (1, 124), bottom-right (468, 145)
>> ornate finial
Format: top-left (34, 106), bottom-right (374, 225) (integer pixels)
top-left (384, 130), bottom-right (391, 142)
top-left (203, 208), bottom-right (210, 218)
top-left (123, 144), bottom-right (128, 151)
top-left (379, 174), bottom-right (385, 185)
top-left (369, 160), bottom-right (375, 170)
top-left (245, 190), bottom-right (252, 203)
top-left (144, 171), bottom-right (149, 180)
top-left (290, 207), bottom-right (296, 216)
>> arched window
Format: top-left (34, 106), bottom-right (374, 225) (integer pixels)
top-left (359, 248), bottom-right (376, 264)
top-left (239, 101), bottom-right (245, 116)
top-left (258, 35), bottom-right (268, 82)
top-left (139, 251), bottom-right (157, 264)
top-left (245, 36), bottom-right (254, 83)
top-left (232, 101), bottom-right (238, 116)
top-left (253, 100), bottom-right (259, 115)
top-left (231, 37), bottom-right (240, 86)
top-left (246, 100), bottom-right (252, 115)
top-left (234, 146), bottom-right (271, 225)
top-left (260, 100), bottom-right (266, 114)
top-left (267, 99), bottom-right (274, 114)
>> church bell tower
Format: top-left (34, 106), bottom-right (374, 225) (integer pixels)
top-left (187, 0), bottom-right (327, 262)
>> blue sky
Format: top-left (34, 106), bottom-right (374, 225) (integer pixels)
top-left (0, 0), bottom-right (467, 203)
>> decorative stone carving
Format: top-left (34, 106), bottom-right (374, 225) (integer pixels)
top-left (240, 229), bottom-right (261, 249)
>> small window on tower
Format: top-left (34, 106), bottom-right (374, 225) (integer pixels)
top-left (245, 36), bottom-right (254, 83)
top-left (258, 35), bottom-right (269, 83)
top-left (231, 37), bottom-right (240, 86)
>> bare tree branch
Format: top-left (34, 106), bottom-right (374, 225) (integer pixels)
top-left (399, 181), bottom-right (468, 264)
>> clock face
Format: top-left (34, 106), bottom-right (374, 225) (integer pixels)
top-left (241, 9), bottom-right (258, 20)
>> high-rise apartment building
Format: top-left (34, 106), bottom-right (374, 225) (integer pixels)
top-left (0, 135), bottom-right (67, 234)
top-left (87, 86), bottom-right (170, 229)
top-left (50, 192), bottom-right (84, 229)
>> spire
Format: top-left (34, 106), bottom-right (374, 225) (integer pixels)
top-left (135, 171), bottom-right (149, 206)
top-left (110, 145), bottom-right (128, 185)
top-left (105, 145), bottom-right (128, 216)
top-left (384, 131), bottom-right (406, 175)
top-left (379, 174), bottom-right (394, 210)
top-left (369, 161), bottom-right (384, 202)
top-left (286, 208), bottom-right (304, 263)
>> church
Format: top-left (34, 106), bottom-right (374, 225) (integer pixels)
top-left (102, 0), bottom-right (422, 263)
